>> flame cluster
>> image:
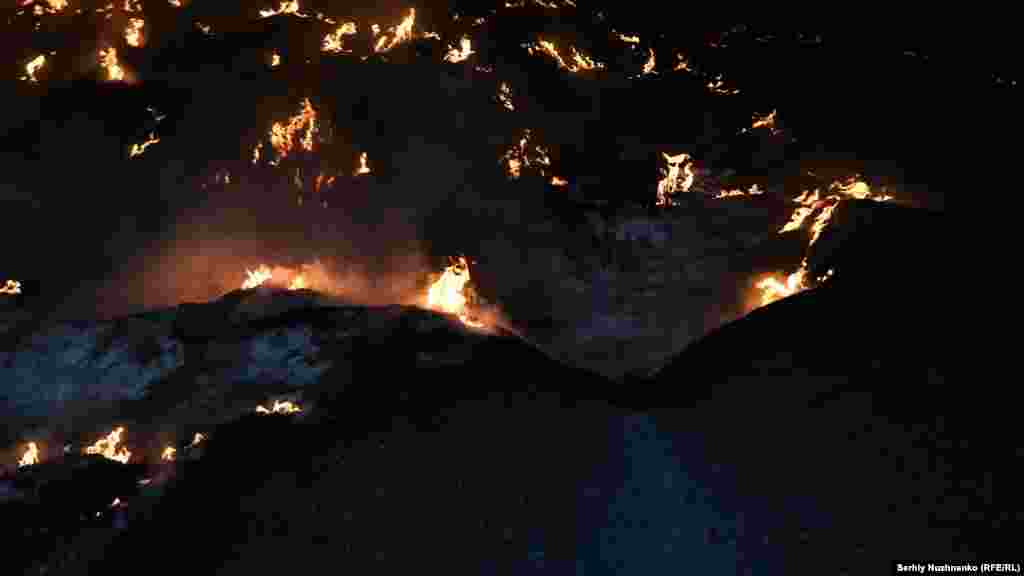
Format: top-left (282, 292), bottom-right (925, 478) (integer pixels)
top-left (21, 55), bottom-right (45, 83)
top-left (241, 265), bottom-right (309, 291)
top-left (1, 279), bottom-right (21, 295)
top-left (426, 256), bottom-right (483, 328)
top-left (266, 98), bottom-right (317, 165)
top-left (656, 152), bottom-right (695, 206)
top-left (714, 184), bottom-right (764, 199)
top-left (85, 427), bottom-right (132, 464)
top-left (99, 47), bottom-right (124, 81)
top-left (502, 129), bottom-right (551, 179)
top-left (129, 133), bottom-right (159, 158)
top-left (124, 17), bottom-right (145, 47)
top-left (373, 8), bottom-right (416, 53)
top-left (322, 22), bottom-right (357, 54)
top-left (256, 400), bottom-right (302, 414)
top-left (526, 39), bottom-right (605, 73)
top-left (444, 37), bottom-right (475, 63)
top-left (18, 442), bottom-right (39, 467)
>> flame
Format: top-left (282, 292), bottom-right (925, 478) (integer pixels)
top-left (241, 263), bottom-right (323, 291)
top-left (18, 442), bottom-right (39, 468)
top-left (99, 47), bottom-right (124, 81)
top-left (374, 8), bottom-right (415, 53)
top-left (191, 433), bottom-right (205, 446)
top-left (129, 133), bottom-right (159, 158)
top-left (656, 152), bottom-right (695, 206)
top-left (268, 98), bottom-right (317, 163)
top-left (242, 265), bottom-right (273, 289)
top-left (706, 75), bottom-right (740, 95)
top-left (252, 145), bottom-right (261, 164)
top-left (110, 497), bottom-right (123, 508)
top-left (161, 446), bottom-right (176, 461)
top-left (426, 256), bottom-right (483, 328)
top-left (714, 183), bottom-right (764, 199)
top-left (1, 280), bottom-right (21, 295)
top-left (550, 176), bottom-right (568, 186)
top-left (527, 39), bottom-right (605, 73)
top-left (497, 82), bottom-right (515, 111)
top-left (444, 36), bottom-right (475, 63)
top-left (84, 427), bottom-right (131, 464)
top-left (124, 17), bottom-right (144, 47)
top-left (288, 275), bottom-right (307, 290)
top-left (256, 400), bottom-right (302, 414)
top-left (21, 55), bottom-right (45, 83)
top-left (259, 0), bottom-right (306, 18)
top-left (641, 48), bottom-right (656, 75)
top-left (196, 22), bottom-right (211, 34)
top-left (501, 129), bottom-right (549, 179)
top-left (673, 53), bottom-right (692, 72)
top-left (617, 33), bottom-right (640, 44)
top-left (322, 22), bottom-right (357, 53)
top-left (355, 152), bottom-right (370, 175)
top-left (757, 177), bottom-right (892, 306)
top-left (270, 51), bottom-right (281, 67)
top-left (751, 109), bottom-right (777, 130)
top-left (168, 0), bottom-right (181, 6)
top-left (123, 0), bottom-right (140, 12)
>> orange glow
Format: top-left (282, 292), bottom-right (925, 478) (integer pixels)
top-left (550, 176), bottom-right (568, 186)
top-left (497, 82), bottom-right (514, 111)
top-left (270, 51), bottom-right (281, 67)
top-left (444, 36), bottom-right (475, 63)
top-left (85, 427), bottom-right (131, 464)
top-left (161, 446), bottom-right (176, 461)
top-left (256, 400), bottom-right (302, 414)
top-left (426, 256), bottom-right (484, 328)
top-left (527, 39), bottom-right (605, 72)
top-left (99, 47), bottom-right (125, 81)
top-left (129, 133), bottom-right (159, 158)
top-left (259, 0), bottom-right (306, 18)
top-left (191, 433), bottom-right (206, 446)
top-left (641, 48), bottom-right (656, 75)
top-left (714, 184), bottom-right (764, 199)
top-left (656, 152), bottom-right (694, 206)
top-left (673, 53), bottom-right (692, 72)
top-left (18, 442), bottom-right (39, 468)
top-left (268, 98), bottom-right (317, 164)
top-left (125, 17), bottom-right (145, 47)
top-left (1, 280), bottom-right (21, 295)
top-left (21, 55), bottom-right (45, 83)
top-left (374, 8), bottom-right (416, 53)
top-left (322, 22), bottom-right (357, 53)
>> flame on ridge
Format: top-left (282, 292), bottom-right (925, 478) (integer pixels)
top-left (161, 446), bottom-right (176, 461)
top-left (129, 133), bottom-right (159, 158)
top-left (18, 442), bottom-right (39, 468)
top-left (426, 256), bottom-right (484, 328)
top-left (85, 427), bottom-right (131, 464)
top-left (256, 400), bottom-right (302, 414)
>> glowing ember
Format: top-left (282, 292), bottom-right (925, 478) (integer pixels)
top-left (99, 47), bottom-right (125, 81)
top-left (706, 75), bottom-right (739, 95)
top-left (550, 176), bottom-right (568, 186)
top-left (161, 446), bottom-right (176, 461)
top-left (374, 8), bottom-right (416, 53)
top-left (752, 109), bottom-right (777, 130)
top-left (427, 256), bottom-right (483, 328)
top-left (497, 82), bottom-right (515, 111)
top-left (169, 0), bottom-right (181, 6)
top-left (129, 133), bottom-right (159, 158)
top-left (501, 129), bottom-right (549, 179)
top-left (268, 98), bottom-right (317, 163)
top-left (673, 54), bottom-right (692, 72)
top-left (240, 263), bottom-right (321, 291)
top-left (714, 184), bottom-right (764, 199)
top-left (18, 442), bottom-right (39, 468)
top-left (656, 152), bottom-right (695, 206)
top-left (288, 275), bottom-right (307, 290)
top-left (259, 0), bottom-right (306, 18)
top-left (322, 22), bottom-right (357, 53)
top-left (444, 36), bottom-right (475, 63)
top-left (355, 152), bottom-right (370, 175)
top-left (641, 48), bottom-right (656, 75)
top-left (527, 39), bottom-right (604, 73)
top-left (196, 22), bottom-right (211, 34)
top-left (21, 55), bottom-right (45, 83)
top-left (1, 280), bottom-right (21, 295)
top-left (270, 51), bottom-right (281, 67)
top-left (85, 427), bottom-right (131, 464)
top-left (617, 33), bottom-right (640, 44)
top-left (256, 400), bottom-right (302, 414)
top-left (124, 17), bottom-right (144, 47)
top-left (191, 433), bottom-right (206, 446)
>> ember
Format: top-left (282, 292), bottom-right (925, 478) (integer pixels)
top-left (129, 133), bottom-right (159, 158)
top-left (1, 279), bottom-right (21, 295)
top-left (85, 427), bottom-right (132, 464)
top-left (191, 433), bottom-right (206, 447)
top-left (18, 442), bottom-right (39, 468)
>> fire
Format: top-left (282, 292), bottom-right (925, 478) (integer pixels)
top-left (706, 75), bottom-right (739, 95)
top-left (18, 442), bottom-right (39, 468)
top-left (322, 22), bottom-right (357, 53)
top-left (191, 433), bottom-right (206, 447)
top-left (169, 0), bottom-right (181, 6)
top-left (85, 427), bottom-right (131, 464)
top-left (259, 0), bottom-right (306, 18)
top-left (242, 265), bottom-right (273, 289)
top-left (426, 256), bottom-right (483, 328)
top-left (617, 33), bottom-right (640, 44)
top-left (641, 48), bottom-right (656, 75)
top-left (526, 39), bottom-right (605, 72)
top-left (501, 129), bottom-right (550, 179)
top-left (268, 97), bottom-right (317, 163)
top-left (99, 47), bottom-right (125, 81)
top-left (550, 176), bottom-right (568, 186)
top-left (161, 446), bottom-right (176, 461)
top-left (256, 400), bottom-right (302, 414)
top-left (21, 55), bottom-right (45, 83)
top-left (270, 51), bottom-right (281, 67)
top-left (656, 152), bottom-right (695, 206)
top-left (124, 17), bottom-right (144, 47)
top-left (673, 53), bottom-right (692, 72)
top-left (129, 133), bottom-right (159, 158)
top-left (1, 280), bottom-right (21, 295)
top-left (288, 275), bottom-right (307, 290)
top-left (374, 8), bottom-right (416, 53)
top-left (241, 263), bottom-right (322, 291)
top-left (444, 36), bottom-right (475, 63)
top-left (714, 183), bottom-right (764, 199)
top-left (752, 109), bottom-right (777, 130)
top-left (756, 177), bottom-right (892, 307)
top-left (497, 82), bottom-right (515, 111)
top-left (355, 152), bottom-right (370, 175)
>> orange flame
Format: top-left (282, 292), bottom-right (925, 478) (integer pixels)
top-left (191, 432), bottom-right (206, 447)
top-left (256, 400), bottom-right (302, 414)
top-left (502, 129), bottom-right (550, 179)
top-left (656, 152), bottom-right (694, 206)
top-left (527, 39), bottom-right (605, 72)
top-left (21, 55), bottom-right (45, 83)
top-left (756, 266), bottom-right (808, 307)
top-left (259, 0), bottom-right (306, 18)
top-left (550, 176), bottom-right (568, 186)
top-left (426, 256), bottom-right (484, 328)
top-left (497, 82), bottom-right (514, 111)
top-left (161, 446), bottom-right (176, 461)
top-left (355, 152), bottom-right (370, 175)
top-left (673, 53), bottom-right (692, 72)
top-left (617, 33), bottom-right (640, 44)
top-left (714, 183), bottom-right (764, 199)
top-left (641, 48), bottom-right (656, 75)
top-left (18, 442), bottom-right (39, 468)
top-left (241, 263), bottom-right (323, 291)
top-left (169, 0), bottom-right (181, 6)
top-left (444, 36), bottom-right (475, 63)
top-left (129, 133), bottom-right (159, 158)
top-left (374, 8), bottom-right (415, 53)
top-left (99, 47), bottom-right (124, 81)
top-left (1, 280), bottom-right (21, 295)
top-left (270, 50), bottom-right (281, 67)
top-left (85, 427), bottom-right (131, 464)
top-left (268, 98), bottom-right (317, 163)
top-left (322, 22), bottom-right (357, 53)
top-left (124, 17), bottom-right (145, 47)
top-left (241, 265), bottom-right (273, 289)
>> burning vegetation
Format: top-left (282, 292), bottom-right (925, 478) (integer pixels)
top-left (256, 400), bottom-right (302, 414)
top-left (85, 427), bottom-right (132, 464)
